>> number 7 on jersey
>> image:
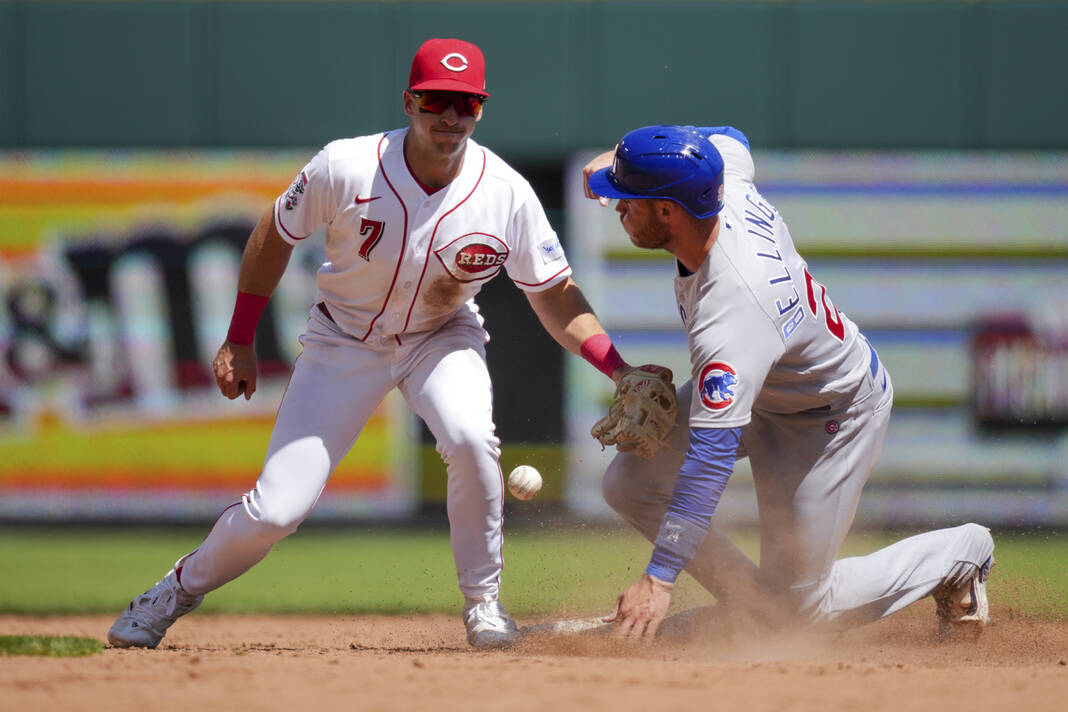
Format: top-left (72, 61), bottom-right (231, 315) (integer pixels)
top-left (357, 218), bottom-right (385, 261)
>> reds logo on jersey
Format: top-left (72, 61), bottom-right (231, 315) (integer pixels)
top-left (434, 233), bottom-right (509, 282)
top-left (699, 361), bottom-right (738, 410)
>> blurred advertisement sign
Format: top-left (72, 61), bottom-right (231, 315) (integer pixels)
top-left (974, 315), bottom-right (1068, 430)
top-left (0, 152), bottom-right (416, 522)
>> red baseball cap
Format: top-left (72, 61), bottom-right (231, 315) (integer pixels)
top-left (408, 38), bottom-right (490, 98)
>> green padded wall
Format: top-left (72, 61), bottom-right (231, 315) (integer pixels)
top-left (1, 1), bottom-right (1066, 153)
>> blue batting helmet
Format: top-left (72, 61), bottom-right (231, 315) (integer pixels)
top-left (589, 125), bottom-right (725, 218)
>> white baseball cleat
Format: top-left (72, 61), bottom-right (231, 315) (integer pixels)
top-left (107, 569), bottom-right (203, 648)
top-left (934, 555), bottom-right (994, 639)
top-left (463, 595), bottom-right (521, 649)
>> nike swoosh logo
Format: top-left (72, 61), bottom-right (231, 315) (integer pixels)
top-left (354, 194), bottom-right (381, 204)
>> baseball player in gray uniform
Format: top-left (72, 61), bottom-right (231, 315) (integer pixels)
top-left (108, 38), bottom-right (655, 650)
top-left (583, 125), bottom-right (995, 641)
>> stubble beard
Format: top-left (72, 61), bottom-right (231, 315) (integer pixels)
top-left (628, 219), bottom-right (672, 251)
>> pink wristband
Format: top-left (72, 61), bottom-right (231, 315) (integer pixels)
top-left (580, 333), bottom-right (628, 379)
top-left (226, 292), bottom-right (269, 345)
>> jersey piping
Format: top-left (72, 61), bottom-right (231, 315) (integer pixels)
top-left (401, 147), bottom-right (487, 333)
top-left (274, 188), bottom-right (309, 242)
top-left (510, 264), bottom-right (571, 288)
top-left (360, 133), bottom-right (411, 342)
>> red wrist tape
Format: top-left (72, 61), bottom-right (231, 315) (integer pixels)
top-left (580, 333), bottom-right (628, 379)
top-left (226, 292), bottom-right (269, 345)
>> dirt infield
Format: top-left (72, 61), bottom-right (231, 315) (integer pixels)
top-left (2, 609), bottom-right (1065, 712)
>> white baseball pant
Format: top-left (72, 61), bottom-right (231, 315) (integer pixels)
top-left (176, 305), bottom-right (505, 600)
top-left (603, 360), bottom-right (995, 627)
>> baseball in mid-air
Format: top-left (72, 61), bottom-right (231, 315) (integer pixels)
top-left (507, 465), bottom-right (542, 500)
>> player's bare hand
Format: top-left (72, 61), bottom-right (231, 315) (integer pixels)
top-left (213, 341), bottom-right (258, 401)
top-left (582, 149), bottom-right (616, 205)
top-left (602, 573), bottom-right (674, 642)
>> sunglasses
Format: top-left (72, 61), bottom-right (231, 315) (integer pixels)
top-left (409, 90), bottom-right (486, 118)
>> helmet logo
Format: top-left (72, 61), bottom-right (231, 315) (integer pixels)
top-left (440, 53), bottom-right (469, 72)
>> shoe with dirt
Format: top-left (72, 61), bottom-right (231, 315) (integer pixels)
top-left (107, 569), bottom-right (203, 648)
top-left (935, 555), bottom-right (994, 639)
top-left (463, 595), bottom-right (521, 649)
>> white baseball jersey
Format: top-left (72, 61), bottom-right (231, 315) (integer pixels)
top-left (678, 132), bottom-right (873, 428)
top-left (274, 128), bottom-right (571, 344)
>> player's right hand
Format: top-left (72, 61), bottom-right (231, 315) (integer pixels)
top-left (213, 341), bottom-right (258, 401)
top-left (582, 149), bottom-right (616, 205)
top-left (603, 573), bottom-right (675, 643)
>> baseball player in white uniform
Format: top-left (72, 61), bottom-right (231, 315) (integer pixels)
top-left (583, 125), bottom-right (996, 641)
top-left (108, 39), bottom-right (652, 650)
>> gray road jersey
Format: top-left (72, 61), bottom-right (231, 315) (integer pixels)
top-left (679, 132), bottom-right (872, 428)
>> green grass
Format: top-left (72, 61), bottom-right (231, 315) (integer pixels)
top-left (0, 635), bottom-right (102, 657)
top-left (0, 526), bottom-right (1064, 619)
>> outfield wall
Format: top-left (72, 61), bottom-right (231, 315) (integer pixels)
top-left (1, 1), bottom-right (1067, 155)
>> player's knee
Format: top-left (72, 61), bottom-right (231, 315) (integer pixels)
top-left (252, 504), bottom-right (305, 534)
top-left (955, 522), bottom-right (994, 560)
top-left (244, 491), bottom-right (306, 535)
top-left (958, 521), bottom-right (992, 542)
top-left (436, 425), bottom-right (498, 470)
top-left (253, 438), bottom-right (330, 532)
top-left (792, 580), bottom-right (836, 626)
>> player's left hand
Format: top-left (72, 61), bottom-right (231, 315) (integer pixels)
top-left (603, 573), bottom-right (674, 642)
top-left (582, 150), bottom-right (616, 205)
top-left (590, 364), bottom-right (677, 459)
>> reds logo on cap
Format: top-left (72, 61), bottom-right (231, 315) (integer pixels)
top-left (699, 361), bottom-right (738, 410)
top-left (440, 52), bottom-right (469, 72)
top-left (434, 232), bottom-right (509, 282)
top-left (409, 38), bottom-right (490, 98)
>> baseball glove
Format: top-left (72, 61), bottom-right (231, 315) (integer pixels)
top-left (590, 365), bottom-right (677, 459)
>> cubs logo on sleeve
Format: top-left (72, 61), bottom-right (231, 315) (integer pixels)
top-left (433, 232), bottom-right (510, 282)
top-left (699, 361), bottom-right (738, 410)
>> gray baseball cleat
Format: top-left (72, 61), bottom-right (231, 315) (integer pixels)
top-left (463, 595), bottom-right (521, 649)
top-left (934, 555), bottom-right (994, 639)
top-left (107, 569), bottom-right (203, 648)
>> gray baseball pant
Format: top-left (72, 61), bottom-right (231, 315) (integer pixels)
top-left (603, 365), bottom-right (994, 627)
